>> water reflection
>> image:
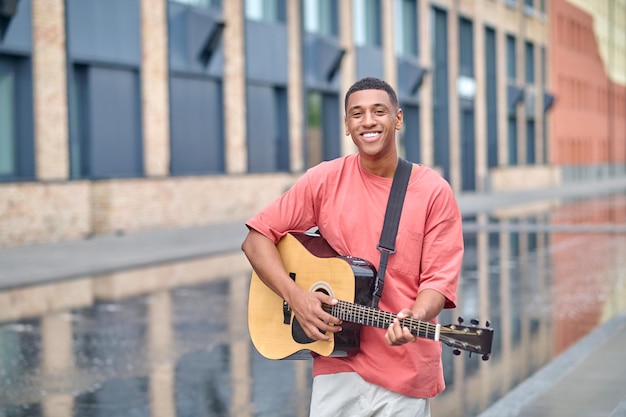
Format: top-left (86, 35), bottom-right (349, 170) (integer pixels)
top-left (0, 193), bottom-right (625, 417)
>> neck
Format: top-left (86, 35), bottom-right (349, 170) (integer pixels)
top-left (359, 153), bottom-right (398, 178)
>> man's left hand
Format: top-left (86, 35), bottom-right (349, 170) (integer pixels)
top-left (384, 308), bottom-right (417, 346)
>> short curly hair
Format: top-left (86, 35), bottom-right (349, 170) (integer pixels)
top-left (344, 77), bottom-right (398, 112)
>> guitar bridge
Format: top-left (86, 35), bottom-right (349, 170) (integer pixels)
top-left (283, 300), bottom-right (291, 324)
top-left (283, 272), bottom-right (297, 324)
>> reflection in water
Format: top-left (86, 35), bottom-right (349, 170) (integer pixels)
top-left (0, 194), bottom-right (625, 417)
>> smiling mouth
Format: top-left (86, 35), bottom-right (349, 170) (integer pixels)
top-left (361, 132), bottom-right (381, 141)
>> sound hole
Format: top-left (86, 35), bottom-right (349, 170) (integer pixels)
top-left (291, 288), bottom-right (331, 344)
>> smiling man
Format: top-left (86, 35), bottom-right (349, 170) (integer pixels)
top-left (242, 77), bottom-right (464, 417)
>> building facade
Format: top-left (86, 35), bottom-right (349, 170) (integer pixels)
top-left (550, 0), bottom-right (626, 180)
top-left (0, 0), bottom-right (622, 248)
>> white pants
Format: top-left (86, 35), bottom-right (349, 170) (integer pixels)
top-left (309, 372), bottom-right (431, 417)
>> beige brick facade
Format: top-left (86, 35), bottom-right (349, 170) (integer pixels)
top-left (0, 182), bottom-right (91, 247)
top-left (140, 0), bottom-right (170, 177)
top-left (0, 175), bottom-right (296, 247)
top-left (223, 0), bottom-right (247, 174)
top-left (31, 0), bottom-right (69, 180)
top-left (338, 0), bottom-right (357, 157)
top-left (490, 165), bottom-right (562, 191)
top-left (287, 0), bottom-right (304, 172)
top-left (89, 174), bottom-right (296, 235)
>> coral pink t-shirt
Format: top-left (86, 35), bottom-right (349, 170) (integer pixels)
top-left (246, 154), bottom-right (463, 398)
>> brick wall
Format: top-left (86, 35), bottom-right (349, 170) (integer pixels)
top-left (32, 0), bottom-right (69, 180)
top-left (90, 174), bottom-right (296, 235)
top-left (489, 165), bottom-right (562, 192)
top-left (140, 0), bottom-right (170, 177)
top-left (0, 174), bottom-right (296, 248)
top-left (0, 182), bottom-right (91, 247)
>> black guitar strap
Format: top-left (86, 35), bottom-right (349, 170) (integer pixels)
top-left (371, 158), bottom-right (412, 309)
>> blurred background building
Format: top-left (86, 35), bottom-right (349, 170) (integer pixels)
top-left (0, 0), bottom-right (624, 248)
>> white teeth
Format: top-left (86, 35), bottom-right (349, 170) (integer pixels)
top-left (363, 132), bottom-right (379, 138)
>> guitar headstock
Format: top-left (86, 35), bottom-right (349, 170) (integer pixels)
top-left (440, 317), bottom-right (494, 361)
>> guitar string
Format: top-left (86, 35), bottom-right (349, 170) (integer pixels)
top-left (328, 301), bottom-right (481, 335)
top-left (325, 301), bottom-right (486, 352)
top-left (329, 300), bottom-right (438, 339)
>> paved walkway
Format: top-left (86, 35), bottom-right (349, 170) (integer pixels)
top-left (477, 311), bottom-right (626, 417)
top-left (1, 176), bottom-right (626, 416)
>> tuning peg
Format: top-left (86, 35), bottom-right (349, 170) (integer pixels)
top-left (470, 318), bottom-right (479, 325)
top-left (486, 320), bottom-right (491, 327)
top-left (453, 349), bottom-right (461, 356)
top-left (457, 317), bottom-right (464, 324)
top-left (482, 354), bottom-right (490, 361)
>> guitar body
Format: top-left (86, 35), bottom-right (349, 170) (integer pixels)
top-left (249, 232), bottom-right (495, 361)
top-left (248, 232), bottom-right (376, 359)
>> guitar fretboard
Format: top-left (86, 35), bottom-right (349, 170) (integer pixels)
top-left (326, 300), bottom-right (440, 341)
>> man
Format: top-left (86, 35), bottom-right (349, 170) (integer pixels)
top-left (242, 77), bottom-right (463, 417)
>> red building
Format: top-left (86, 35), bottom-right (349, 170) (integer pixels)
top-left (550, 0), bottom-right (626, 173)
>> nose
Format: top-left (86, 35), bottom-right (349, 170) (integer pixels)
top-left (362, 110), bottom-right (375, 126)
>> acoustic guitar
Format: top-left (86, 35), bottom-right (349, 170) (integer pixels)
top-left (248, 232), bottom-right (493, 360)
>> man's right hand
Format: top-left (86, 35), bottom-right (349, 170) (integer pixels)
top-left (242, 229), bottom-right (342, 342)
top-left (287, 287), bottom-right (342, 342)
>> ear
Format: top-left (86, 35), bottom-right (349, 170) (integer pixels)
top-left (344, 116), bottom-right (350, 136)
top-left (395, 108), bottom-right (403, 130)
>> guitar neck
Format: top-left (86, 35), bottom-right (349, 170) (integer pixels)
top-left (326, 300), bottom-right (441, 341)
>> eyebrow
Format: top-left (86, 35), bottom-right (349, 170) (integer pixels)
top-left (348, 103), bottom-right (389, 112)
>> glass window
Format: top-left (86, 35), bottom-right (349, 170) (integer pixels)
top-left (394, 0), bottom-right (417, 57)
top-left (0, 55), bottom-right (34, 181)
top-left (68, 64), bottom-right (88, 178)
top-left (525, 41), bottom-right (534, 84)
top-left (68, 65), bottom-right (143, 179)
top-left (459, 17), bottom-right (473, 77)
top-left (431, 6), bottom-right (450, 180)
top-left (304, 0), bottom-right (337, 36)
top-left (0, 66), bottom-right (15, 177)
top-left (524, 0), bottom-right (534, 14)
top-left (400, 103), bottom-right (420, 163)
top-left (508, 116), bottom-right (517, 165)
top-left (246, 0), bottom-right (285, 23)
top-left (485, 26), bottom-right (498, 168)
top-left (306, 91), bottom-right (340, 167)
top-left (247, 84), bottom-right (290, 172)
top-left (170, 77), bottom-right (224, 175)
top-left (506, 34), bottom-right (516, 80)
top-left (354, 0), bottom-right (381, 47)
top-left (169, 0), bottom-right (219, 8)
top-left (527, 120), bottom-right (535, 164)
top-left (274, 87), bottom-right (290, 171)
top-left (307, 92), bottom-right (323, 167)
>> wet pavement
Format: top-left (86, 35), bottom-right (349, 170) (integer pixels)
top-left (1, 176), bottom-right (626, 417)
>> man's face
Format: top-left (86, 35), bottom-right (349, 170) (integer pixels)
top-left (344, 89), bottom-right (403, 159)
